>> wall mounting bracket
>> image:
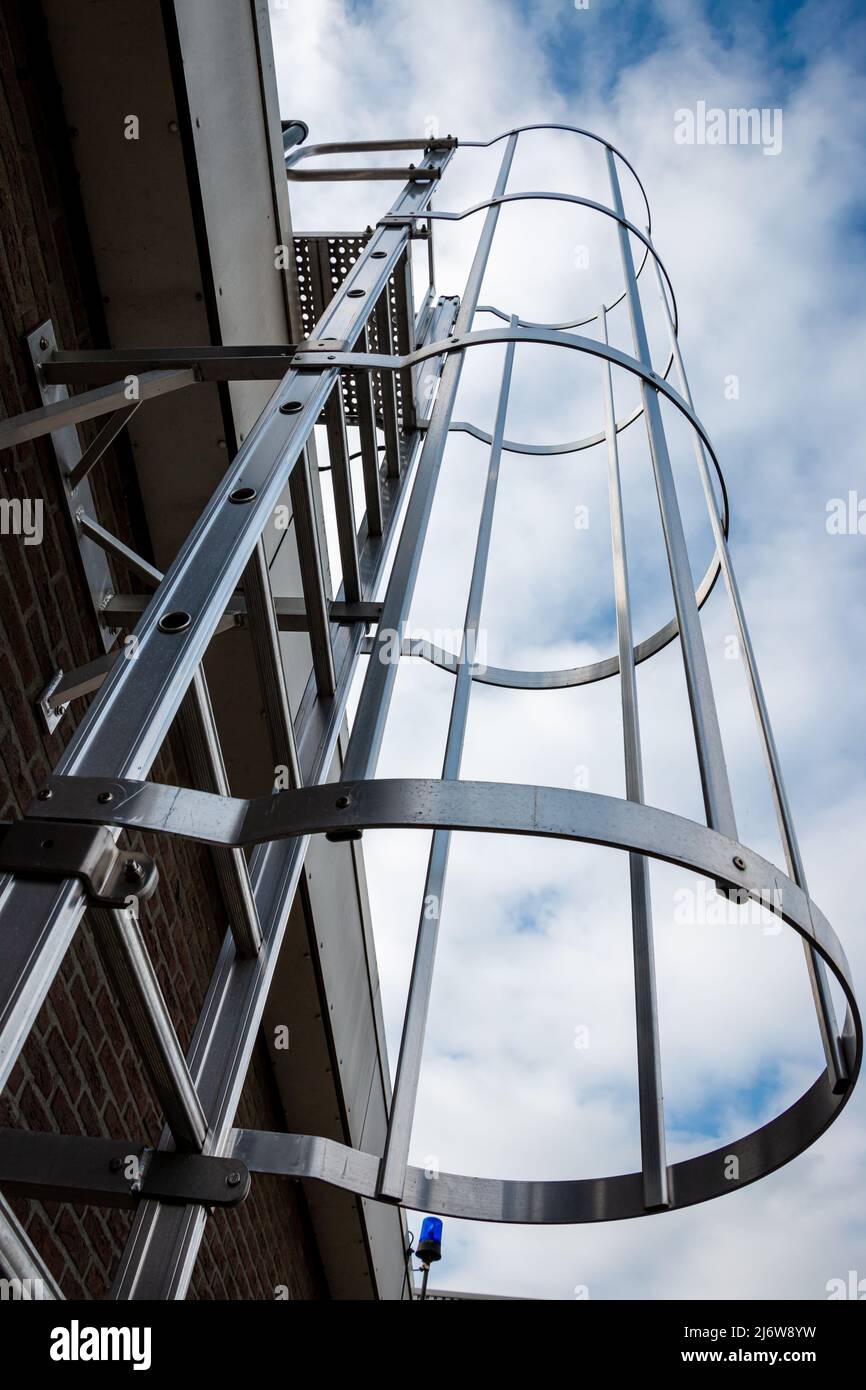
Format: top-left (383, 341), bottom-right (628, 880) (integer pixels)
top-left (0, 819), bottom-right (159, 908)
top-left (0, 1129), bottom-right (249, 1209)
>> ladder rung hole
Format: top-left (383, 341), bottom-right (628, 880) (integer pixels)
top-left (158, 611), bottom-right (192, 635)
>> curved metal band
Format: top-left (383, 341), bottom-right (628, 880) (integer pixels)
top-left (297, 324), bottom-right (728, 686)
top-left (470, 304), bottom-right (676, 451)
top-left (232, 1066), bottom-right (847, 1222)
top-left (385, 190), bottom-right (677, 335)
top-left (460, 122), bottom-right (653, 241)
top-left (39, 773), bottom-right (858, 1224)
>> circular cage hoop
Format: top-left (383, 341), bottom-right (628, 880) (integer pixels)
top-left (316, 323), bottom-right (730, 688)
top-left (221, 776), bottom-right (861, 1224)
top-left (272, 777), bottom-right (860, 1221)
top-left (32, 770), bottom-right (860, 1225)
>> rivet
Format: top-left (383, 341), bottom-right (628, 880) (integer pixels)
top-left (229, 486), bottom-right (257, 504)
top-left (97, 792), bottom-right (114, 805)
top-left (226, 1171), bottom-right (242, 1188)
top-left (733, 855), bottom-right (746, 871)
top-left (335, 795), bottom-right (351, 810)
top-left (37, 788), bottom-right (53, 801)
top-left (39, 336), bottom-right (49, 351)
top-left (347, 288), bottom-right (366, 299)
top-left (280, 400), bottom-right (303, 415)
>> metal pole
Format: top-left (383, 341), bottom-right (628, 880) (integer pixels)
top-left (342, 133), bottom-right (519, 784)
top-left (605, 147), bottom-right (736, 840)
top-left (600, 305), bottom-right (669, 1209)
top-left (378, 326), bottom-right (517, 1201)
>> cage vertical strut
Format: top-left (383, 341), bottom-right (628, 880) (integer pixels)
top-left (0, 126), bottom-right (859, 1298)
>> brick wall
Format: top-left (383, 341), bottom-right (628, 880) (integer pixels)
top-left (0, 1), bottom-right (326, 1299)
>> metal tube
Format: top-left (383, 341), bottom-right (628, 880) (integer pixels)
top-left (378, 327), bottom-right (517, 1201)
top-left (649, 255), bottom-right (847, 1092)
top-left (0, 370), bottom-right (193, 450)
top-left (600, 306), bottom-right (669, 1208)
top-left (77, 512), bottom-right (163, 587)
top-left (90, 904), bottom-right (208, 1151)
top-left (605, 147), bottom-right (736, 840)
top-left (342, 132), bottom-right (519, 784)
top-left (67, 404), bottom-right (140, 489)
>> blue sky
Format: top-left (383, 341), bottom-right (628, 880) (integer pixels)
top-left (271, 0), bottom-right (866, 1299)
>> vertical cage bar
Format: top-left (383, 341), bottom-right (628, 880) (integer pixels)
top-left (650, 257), bottom-right (848, 1093)
top-left (606, 147), bottom-right (737, 841)
top-left (600, 306), bottom-right (669, 1208)
top-left (342, 133), bottom-right (519, 785)
top-left (378, 328), bottom-right (517, 1201)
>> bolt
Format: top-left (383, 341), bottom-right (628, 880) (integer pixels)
top-left (109, 1157), bottom-right (123, 1173)
top-left (124, 859), bottom-right (146, 885)
top-left (733, 855), bottom-right (746, 871)
top-left (97, 791), bottom-right (114, 805)
top-left (36, 788), bottom-right (53, 801)
top-left (226, 1171), bottom-right (242, 1188)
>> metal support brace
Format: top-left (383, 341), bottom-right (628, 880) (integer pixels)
top-left (0, 1130), bottom-right (249, 1208)
top-left (0, 819), bottom-right (158, 909)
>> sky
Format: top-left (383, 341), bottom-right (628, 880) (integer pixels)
top-left (269, 0), bottom-right (866, 1299)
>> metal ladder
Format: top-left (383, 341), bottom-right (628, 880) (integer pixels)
top-left (0, 126), bottom-right (859, 1300)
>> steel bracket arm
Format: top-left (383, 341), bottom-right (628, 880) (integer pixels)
top-left (0, 819), bottom-right (158, 909)
top-left (0, 1129), bottom-right (250, 1210)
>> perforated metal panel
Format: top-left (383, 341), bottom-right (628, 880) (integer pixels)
top-left (294, 233), bottom-right (410, 436)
